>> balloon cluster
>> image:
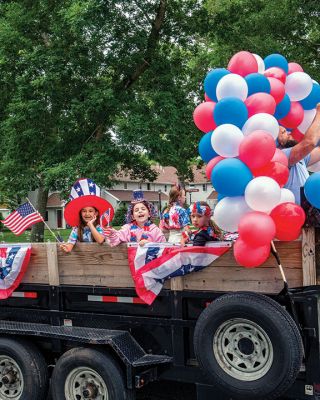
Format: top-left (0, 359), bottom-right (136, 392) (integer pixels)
top-left (193, 51), bottom-right (319, 268)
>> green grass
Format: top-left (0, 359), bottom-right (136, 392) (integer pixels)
top-left (0, 227), bottom-right (123, 243)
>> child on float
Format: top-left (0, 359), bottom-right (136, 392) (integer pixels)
top-left (60, 178), bottom-right (114, 253)
top-left (181, 201), bottom-right (222, 246)
top-left (104, 190), bottom-right (166, 246)
top-left (159, 184), bottom-right (190, 245)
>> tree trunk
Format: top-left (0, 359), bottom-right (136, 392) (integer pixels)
top-left (30, 187), bottom-right (49, 242)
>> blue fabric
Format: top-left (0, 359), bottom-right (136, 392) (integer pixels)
top-left (281, 148), bottom-right (311, 204)
top-left (67, 225), bottom-right (103, 244)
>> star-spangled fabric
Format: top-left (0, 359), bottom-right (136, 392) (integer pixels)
top-left (69, 178), bottom-right (99, 200)
top-left (0, 245), bottom-right (31, 299)
top-left (127, 242), bottom-right (231, 305)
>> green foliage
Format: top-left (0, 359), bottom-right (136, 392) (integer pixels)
top-left (112, 203), bottom-right (128, 227)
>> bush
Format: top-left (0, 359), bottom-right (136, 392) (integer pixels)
top-left (112, 203), bottom-right (128, 226)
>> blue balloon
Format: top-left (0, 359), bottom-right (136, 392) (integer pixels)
top-left (204, 68), bottom-right (230, 102)
top-left (198, 131), bottom-right (218, 163)
top-left (214, 97), bottom-right (248, 128)
top-left (217, 193), bottom-right (226, 202)
top-left (245, 73), bottom-right (271, 96)
top-left (304, 173), bottom-right (320, 209)
top-left (300, 83), bottom-right (320, 110)
top-left (264, 54), bottom-right (288, 74)
top-left (274, 94), bottom-right (291, 120)
top-left (211, 158), bottom-right (253, 197)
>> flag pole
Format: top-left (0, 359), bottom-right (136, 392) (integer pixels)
top-left (26, 197), bottom-right (63, 243)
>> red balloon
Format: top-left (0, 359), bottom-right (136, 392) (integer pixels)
top-left (279, 102), bottom-right (304, 129)
top-left (264, 67), bottom-right (287, 84)
top-left (291, 128), bottom-right (304, 143)
top-left (227, 51), bottom-right (258, 77)
top-left (204, 93), bottom-right (214, 102)
top-left (205, 156), bottom-right (224, 179)
top-left (239, 130), bottom-right (276, 169)
top-left (271, 148), bottom-right (288, 167)
top-left (252, 161), bottom-right (289, 187)
top-left (268, 77), bottom-right (285, 104)
top-left (238, 212), bottom-right (276, 246)
top-left (193, 102), bottom-right (217, 133)
top-left (288, 62), bottom-right (303, 75)
top-left (275, 227), bottom-right (301, 241)
top-left (245, 93), bottom-right (276, 117)
top-left (270, 202), bottom-right (306, 231)
top-left (234, 238), bottom-right (270, 268)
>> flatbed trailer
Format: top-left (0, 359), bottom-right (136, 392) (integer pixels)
top-left (0, 228), bottom-right (320, 400)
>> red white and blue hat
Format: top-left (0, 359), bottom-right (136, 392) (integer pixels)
top-left (189, 202), bottom-right (212, 217)
top-left (125, 190), bottom-right (157, 224)
top-left (64, 178), bottom-right (114, 227)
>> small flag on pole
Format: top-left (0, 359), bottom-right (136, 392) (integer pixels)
top-left (1, 202), bottom-right (44, 236)
top-left (100, 208), bottom-right (111, 234)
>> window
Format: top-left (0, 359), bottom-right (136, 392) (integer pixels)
top-left (164, 185), bottom-right (167, 192)
top-left (147, 183), bottom-right (151, 190)
top-left (123, 182), bottom-right (127, 189)
top-left (203, 184), bottom-right (207, 191)
top-left (139, 183), bottom-right (142, 189)
top-left (45, 211), bottom-right (48, 221)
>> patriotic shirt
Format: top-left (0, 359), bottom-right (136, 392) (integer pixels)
top-left (67, 225), bottom-right (104, 244)
top-left (107, 223), bottom-right (166, 247)
top-left (160, 203), bottom-right (190, 230)
top-left (188, 227), bottom-right (219, 247)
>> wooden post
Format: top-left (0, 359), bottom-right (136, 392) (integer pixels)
top-left (46, 243), bottom-right (60, 286)
top-left (302, 227), bottom-right (317, 286)
top-left (170, 277), bottom-right (184, 291)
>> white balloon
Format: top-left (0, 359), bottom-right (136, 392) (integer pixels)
top-left (298, 108), bottom-right (316, 133)
top-left (308, 160), bottom-right (320, 173)
top-left (278, 188), bottom-right (295, 204)
top-left (242, 113), bottom-right (279, 140)
top-left (285, 72), bottom-right (313, 101)
top-left (245, 177), bottom-right (281, 213)
top-left (253, 53), bottom-right (265, 74)
top-left (216, 74), bottom-right (248, 101)
top-left (213, 196), bottom-right (252, 232)
top-left (211, 124), bottom-right (244, 157)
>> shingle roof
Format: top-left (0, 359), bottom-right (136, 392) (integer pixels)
top-left (207, 190), bottom-right (218, 200)
top-left (47, 193), bottom-right (64, 207)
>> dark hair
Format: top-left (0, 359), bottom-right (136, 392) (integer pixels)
top-left (78, 207), bottom-right (100, 242)
top-left (131, 201), bottom-right (152, 221)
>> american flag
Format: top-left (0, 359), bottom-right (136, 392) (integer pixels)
top-left (100, 209), bottom-right (111, 233)
top-left (127, 242), bottom-right (231, 305)
top-left (1, 202), bottom-right (44, 235)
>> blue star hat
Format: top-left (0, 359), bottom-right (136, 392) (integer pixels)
top-left (64, 178), bottom-right (114, 227)
top-left (126, 190), bottom-right (157, 224)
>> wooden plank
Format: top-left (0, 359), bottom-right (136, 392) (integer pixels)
top-left (170, 277), bottom-right (184, 291)
top-left (302, 227), bottom-right (317, 286)
top-left (46, 243), bottom-right (60, 286)
top-left (22, 243), bottom-right (49, 284)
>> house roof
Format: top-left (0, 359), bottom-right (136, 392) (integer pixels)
top-left (107, 190), bottom-right (169, 202)
top-left (207, 190), bottom-right (218, 200)
top-left (116, 165), bottom-right (210, 184)
top-left (47, 193), bottom-right (64, 207)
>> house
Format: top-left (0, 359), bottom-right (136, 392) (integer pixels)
top-left (19, 165), bottom-right (218, 229)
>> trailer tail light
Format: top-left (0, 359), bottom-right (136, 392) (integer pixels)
top-left (87, 295), bottom-right (146, 305)
top-left (11, 291), bottom-right (38, 299)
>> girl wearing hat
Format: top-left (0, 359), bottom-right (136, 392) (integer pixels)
top-left (160, 184), bottom-right (190, 245)
top-left (181, 201), bottom-right (222, 246)
top-left (60, 178), bottom-right (114, 253)
top-left (104, 190), bottom-right (166, 246)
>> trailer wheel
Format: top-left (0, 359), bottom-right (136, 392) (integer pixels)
top-left (51, 347), bottom-right (128, 400)
top-left (194, 292), bottom-right (303, 400)
top-left (0, 337), bottom-right (48, 400)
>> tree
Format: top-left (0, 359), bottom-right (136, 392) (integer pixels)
top-left (0, 0), bottom-right (207, 240)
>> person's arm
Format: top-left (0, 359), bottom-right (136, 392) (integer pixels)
top-left (60, 227), bottom-right (77, 253)
top-left (60, 242), bottom-right (74, 253)
top-left (308, 147), bottom-right (320, 166)
top-left (104, 225), bottom-right (130, 247)
top-left (288, 104), bottom-right (320, 166)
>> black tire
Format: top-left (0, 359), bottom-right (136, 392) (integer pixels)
top-left (51, 347), bottom-right (128, 400)
top-left (0, 337), bottom-right (48, 400)
top-left (194, 292), bottom-right (303, 400)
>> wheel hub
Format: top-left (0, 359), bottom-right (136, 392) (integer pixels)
top-left (65, 367), bottom-right (109, 400)
top-left (213, 318), bottom-right (274, 381)
top-left (0, 356), bottom-right (24, 399)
